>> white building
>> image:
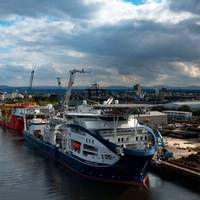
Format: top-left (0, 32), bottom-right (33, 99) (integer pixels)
top-left (163, 110), bottom-right (192, 121)
top-left (135, 111), bottom-right (168, 127)
top-left (0, 92), bottom-right (5, 101)
top-left (0, 92), bottom-right (24, 101)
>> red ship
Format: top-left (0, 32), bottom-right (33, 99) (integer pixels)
top-left (0, 103), bottom-right (38, 133)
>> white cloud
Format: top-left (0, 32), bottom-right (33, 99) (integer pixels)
top-left (65, 50), bottom-right (87, 58)
top-left (84, 0), bottom-right (194, 26)
top-left (0, 16), bottom-right (75, 42)
top-left (175, 62), bottom-right (200, 78)
top-left (0, 0), bottom-right (200, 86)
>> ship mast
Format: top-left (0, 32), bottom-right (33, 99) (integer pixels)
top-left (63, 69), bottom-right (89, 111)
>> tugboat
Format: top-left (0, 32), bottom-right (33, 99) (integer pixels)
top-left (0, 70), bottom-right (42, 133)
top-left (0, 103), bottom-right (37, 132)
top-left (0, 101), bottom-right (53, 133)
top-left (24, 69), bottom-right (157, 187)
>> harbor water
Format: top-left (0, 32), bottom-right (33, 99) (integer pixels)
top-left (0, 128), bottom-right (199, 200)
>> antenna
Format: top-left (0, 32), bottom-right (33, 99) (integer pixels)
top-left (63, 69), bottom-right (90, 111)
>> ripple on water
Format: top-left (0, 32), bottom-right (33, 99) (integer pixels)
top-left (0, 128), bottom-right (199, 200)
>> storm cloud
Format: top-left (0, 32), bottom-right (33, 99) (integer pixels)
top-left (169, 0), bottom-right (200, 14)
top-left (0, 0), bottom-right (99, 19)
top-left (0, 0), bottom-right (200, 86)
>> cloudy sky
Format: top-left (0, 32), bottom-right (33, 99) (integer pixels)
top-left (0, 0), bottom-right (200, 87)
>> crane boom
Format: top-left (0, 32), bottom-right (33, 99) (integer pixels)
top-left (63, 69), bottom-right (89, 111)
top-left (29, 70), bottom-right (34, 94)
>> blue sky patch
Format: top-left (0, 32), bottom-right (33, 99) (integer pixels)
top-left (124, 0), bottom-right (146, 5)
top-left (0, 19), bottom-right (16, 27)
top-left (0, 47), bottom-right (11, 54)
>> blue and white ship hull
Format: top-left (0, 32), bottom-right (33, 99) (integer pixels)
top-left (24, 130), bottom-right (154, 187)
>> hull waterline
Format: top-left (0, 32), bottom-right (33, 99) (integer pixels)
top-left (24, 132), bottom-right (152, 188)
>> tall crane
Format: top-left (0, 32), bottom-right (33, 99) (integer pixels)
top-left (63, 69), bottom-right (89, 111)
top-left (57, 77), bottom-right (61, 89)
top-left (29, 70), bottom-right (34, 94)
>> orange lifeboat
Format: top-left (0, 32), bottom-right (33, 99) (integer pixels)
top-left (71, 140), bottom-right (81, 151)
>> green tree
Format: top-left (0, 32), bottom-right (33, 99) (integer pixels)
top-left (178, 105), bottom-right (191, 112)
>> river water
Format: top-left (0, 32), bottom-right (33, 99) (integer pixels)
top-left (0, 128), bottom-right (199, 200)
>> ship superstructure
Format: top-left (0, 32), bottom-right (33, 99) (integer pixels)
top-left (0, 103), bottom-right (35, 132)
top-left (24, 101), bottom-right (157, 187)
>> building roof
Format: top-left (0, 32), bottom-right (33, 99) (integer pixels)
top-left (139, 111), bottom-right (167, 117)
top-left (163, 110), bottom-right (192, 114)
top-left (168, 101), bottom-right (200, 105)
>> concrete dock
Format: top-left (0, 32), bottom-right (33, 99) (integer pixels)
top-left (151, 136), bottom-right (200, 184)
top-left (152, 161), bottom-right (200, 182)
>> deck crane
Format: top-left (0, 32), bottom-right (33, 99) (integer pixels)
top-left (63, 69), bottom-right (90, 111)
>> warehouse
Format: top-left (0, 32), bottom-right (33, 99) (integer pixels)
top-left (135, 111), bottom-right (168, 128)
top-left (163, 110), bottom-right (192, 122)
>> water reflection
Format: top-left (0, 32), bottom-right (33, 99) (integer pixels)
top-left (0, 128), bottom-right (199, 200)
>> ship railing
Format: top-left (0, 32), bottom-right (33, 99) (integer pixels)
top-left (98, 127), bottom-right (145, 135)
top-left (125, 141), bottom-right (153, 150)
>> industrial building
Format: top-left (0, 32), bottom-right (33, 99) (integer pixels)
top-left (163, 111), bottom-right (192, 122)
top-left (135, 111), bottom-right (168, 127)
